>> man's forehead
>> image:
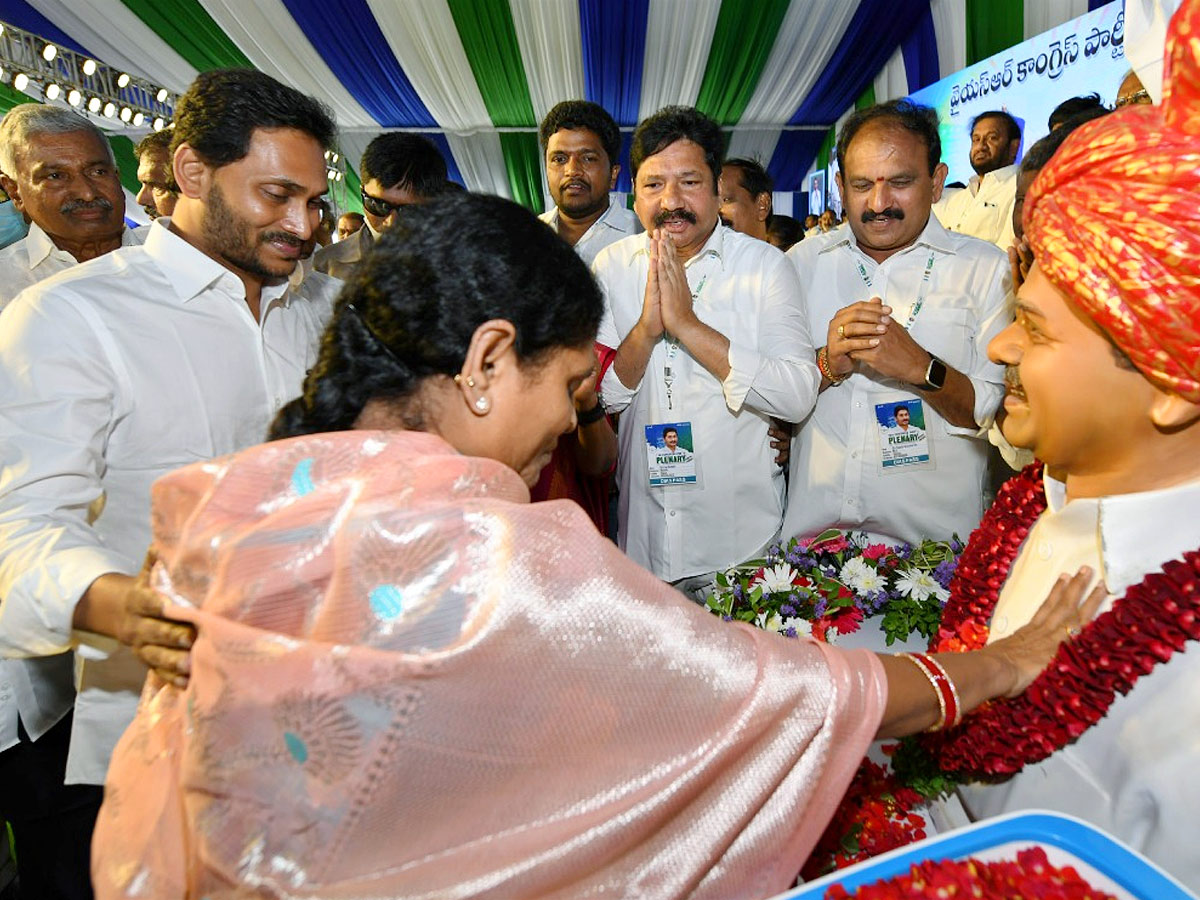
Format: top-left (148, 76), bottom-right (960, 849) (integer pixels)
top-left (22, 130), bottom-right (108, 166)
top-left (548, 127), bottom-right (604, 150)
top-left (973, 118), bottom-right (1006, 137)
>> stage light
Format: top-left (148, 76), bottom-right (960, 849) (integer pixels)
top-left (68, 88), bottom-right (82, 106)
top-left (119, 106), bottom-right (132, 122)
top-left (331, 153), bottom-right (339, 163)
top-left (117, 73), bottom-right (130, 88)
top-left (42, 43), bottom-right (57, 62)
top-left (103, 101), bottom-right (116, 118)
top-left (13, 73), bottom-right (29, 91)
top-left (133, 111), bottom-right (144, 126)
top-left (45, 83), bottom-right (61, 101)
top-left (153, 117), bottom-right (165, 132)
top-left (82, 59), bottom-right (97, 76)
top-left (88, 96), bottom-right (102, 113)
top-left (156, 88), bottom-right (168, 102)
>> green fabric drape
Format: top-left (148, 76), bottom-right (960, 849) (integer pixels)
top-left (119, 0), bottom-right (251, 70)
top-left (446, 0), bottom-right (543, 211)
top-left (965, 0), bottom-right (1023, 66)
top-left (695, 0), bottom-right (792, 124)
top-left (108, 135), bottom-right (141, 195)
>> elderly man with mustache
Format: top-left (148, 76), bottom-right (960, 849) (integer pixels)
top-left (594, 106), bottom-right (819, 597)
top-left (0, 105), bottom-right (151, 310)
top-left (783, 99), bottom-right (1012, 549)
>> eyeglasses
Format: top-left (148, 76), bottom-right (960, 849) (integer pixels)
top-left (360, 187), bottom-right (407, 219)
top-left (1115, 88), bottom-right (1152, 108)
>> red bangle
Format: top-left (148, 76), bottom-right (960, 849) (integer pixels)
top-left (901, 652), bottom-right (962, 731)
top-left (816, 346), bottom-right (846, 386)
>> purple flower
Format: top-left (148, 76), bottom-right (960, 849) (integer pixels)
top-left (733, 584), bottom-right (745, 602)
top-left (813, 595), bottom-right (829, 618)
top-left (896, 543), bottom-right (914, 560)
top-left (722, 615), bottom-right (733, 622)
top-left (784, 627), bottom-right (798, 638)
top-left (781, 603), bottom-right (797, 616)
top-left (933, 559), bottom-right (958, 589)
top-left (950, 538), bottom-right (964, 553)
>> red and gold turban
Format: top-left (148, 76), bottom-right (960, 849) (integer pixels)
top-left (1025, 0), bottom-right (1200, 401)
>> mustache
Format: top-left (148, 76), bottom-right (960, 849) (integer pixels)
top-left (1005, 366), bottom-right (1026, 396)
top-left (861, 207), bottom-right (904, 223)
top-left (60, 197), bottom-right (114, 215)
top-left (259, 231), bottom-right (304, 249)
top-left (654, 208), bottom-right (698, 227)
top-left (560, 178), bottom-right (589, 190)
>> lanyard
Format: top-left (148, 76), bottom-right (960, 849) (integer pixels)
top-left (662, 273), bottom-right (709, 410)
top-left (853, 249), bottom-right (937, 329)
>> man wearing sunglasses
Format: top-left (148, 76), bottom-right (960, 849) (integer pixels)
top-left (314, 133), bottom-right (450, 281)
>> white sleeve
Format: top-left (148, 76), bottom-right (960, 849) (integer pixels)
top-left (958, 251), bottom-right (1013, 433)
top-left (0, 291), bottom-right (135, 657)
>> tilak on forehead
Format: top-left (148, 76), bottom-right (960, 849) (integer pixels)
top-left (1024, 0), bottom-right (1200, 402)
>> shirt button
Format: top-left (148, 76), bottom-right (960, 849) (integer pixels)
top-left (851, 451), bottom-right (859, 459)
top-left (669, 510), bottom-right (677, 517)
top-left (1037, 541), bottom-right (1052, 560)
top-left (855, 402), bottom-right (862, 409)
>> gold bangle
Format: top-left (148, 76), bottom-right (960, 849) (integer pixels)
top-left (817, 346), bottom-right (846, 386)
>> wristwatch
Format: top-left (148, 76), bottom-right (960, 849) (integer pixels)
top-left (923, 355), bottom-right (947, 392)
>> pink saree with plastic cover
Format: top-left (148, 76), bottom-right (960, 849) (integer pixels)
top-left (92, 430), bottom-right (885, 899)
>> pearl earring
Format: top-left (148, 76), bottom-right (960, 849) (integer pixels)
top-left (475, 396), bottom-right (490, 412)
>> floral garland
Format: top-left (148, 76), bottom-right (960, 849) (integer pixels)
top-left (707, 530), bottom-right (962, 645)
top-left (822, 846), bottom-right (1117, 900)
top-left (895, 462), bottom-right (1200, 781)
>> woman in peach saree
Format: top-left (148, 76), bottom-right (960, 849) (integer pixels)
top-left (93, 193), bottom-right (1096, 899)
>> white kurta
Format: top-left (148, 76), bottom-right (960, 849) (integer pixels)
top-left (933, 163), bottom-right (1018, 250)
top-left (959, 472), bottom-right (1200, 892)
top-left (538, 194), bottom-right (641, 268)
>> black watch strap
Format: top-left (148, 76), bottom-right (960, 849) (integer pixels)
top-left (923, 356), bottom-right (947, 392)
top-left (577, 402), bottom-right (607, 426)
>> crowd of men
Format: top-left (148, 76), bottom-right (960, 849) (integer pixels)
top-left (0, 50), bottom-right (1189, 898)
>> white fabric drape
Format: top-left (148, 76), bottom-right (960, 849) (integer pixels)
top-left (364, 0), bottom-right (511, 194)
top-left (1125, 0), bottom-right (1183, 103)
top-left (873, 45), bottom-right (911, 103)
top-left (738, 0), bottom-right (861, 125)
top-left (27, 0), bottom-right (197, 92)
top-left (509, 0), bottom-right (585, 123)
top-left (637, 0), bottom-right (722, 118)
top-left (726, 129), bottom-right (785, 172)
top-left (1023, 0), bottom-right (1091, 39)
top-left (930, 0), bottom-right (967, 85)
top-left (200, 0), bottom-right (378, 130)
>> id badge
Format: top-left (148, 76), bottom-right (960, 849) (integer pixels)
top-left (645, 421), bottom-right (697, 486)
top-left (875, 399), bottom-right (931, 470)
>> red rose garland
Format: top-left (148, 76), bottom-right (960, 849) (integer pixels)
top-left (915, 463), bottom-right (1200, 776)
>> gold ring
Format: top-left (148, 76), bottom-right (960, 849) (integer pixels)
top-left (1064, 625), bottom-right (1079, 639)
top-left (837, 325), bottom-right (845, 338)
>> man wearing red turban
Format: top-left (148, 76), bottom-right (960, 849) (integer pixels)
top-left (946, 1), bottom-right (1200, 888)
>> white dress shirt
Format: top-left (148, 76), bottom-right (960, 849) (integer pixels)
top-left (783, 215), bottom-right (1011, 546)
top-left (933, 163), bottom-right (1018, 250)
top-left (0, 222), bottom-right (337, 783)
top-left (0, 220), bottom-right (148, 310)
top-left (539, 194), bottom-right (641, 268)
top-left (595, 224), bottom-right (819, 581)
top-left (959, 472), bottom-right (1200, 893)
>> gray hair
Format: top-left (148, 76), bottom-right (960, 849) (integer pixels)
top-left (0, 103), bottom-right (115, 178)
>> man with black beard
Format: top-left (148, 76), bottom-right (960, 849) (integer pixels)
top-left (935, 109), bottom-right (1022, 249)
top-left (783, 100), bottom-right (1011, 547)
top-left (538, 100), bottom-right (639, 266)
top-left (0, 70), bottom-right (338, 894)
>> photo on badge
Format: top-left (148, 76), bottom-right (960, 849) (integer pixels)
top-left (645, 421), bottom-right (698, 486)
top-left (875, 399), bottom-right (931, 469)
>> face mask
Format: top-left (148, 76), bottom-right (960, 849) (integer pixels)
top-left (0, 201), bottom-right (29, 250)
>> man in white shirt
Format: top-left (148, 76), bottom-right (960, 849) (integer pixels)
top-left (595, 106), bottom-right (819, 591)
top-left (314, 133), bottom-right (449, 281)
top-left (132, 128), bottom-right (178, 220)
top-left (949, 23), bottom-right (1200, 884)
top-left (784, 100), bottom-right (1011, 547)
top-left (0, 69), bottom-right (340, 896)
top-left (0, 104), bottom-right (146, 310)
top-left (538, 100), bottom-right (640, 267)
top-left (934, 110), bottom-right (1022, 250)
top-left (719, 157), bottom-right (772, 243)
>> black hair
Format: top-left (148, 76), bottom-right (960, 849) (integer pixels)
top-left (663, 426), bottom-right (678, 436)
top-left (970, 110), bottom-right (1021, 144)
top-left (270, 193), bottom-right (603, 439)
top-left (1047, 94), bottom-right (1107, 131)
top-left (630, 106), bottom-right (724, 192)
top-left (171, 69), bottom-right (336, 167)
top-left (766, 214), bottom-right (804, 251)
top-left (836, 100), bottom-right (942, 177)
top-left (134, 128), bottom-right (172, 159)
top-left (1021, 107), bottom-right (1110, 175)
top-left (723, 157), bottom-right (773, 198)
top-left (539, 100), bottom-right (621, 167)
top-left (359, 133), bottom-right (448, 198)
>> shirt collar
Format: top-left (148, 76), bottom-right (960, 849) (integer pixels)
top-left (24, 220), bottom-right (141, 268)
top-left (1044, 469), bottom-right (1200, 594)
top-left (630, 220), bottom-right (725, 271)
top-left (822, 212), bottom-right (957, 262)
top-left (146, 220), bottom-right (293, 307)
top-left (546, 194), bottom-right (627, 234)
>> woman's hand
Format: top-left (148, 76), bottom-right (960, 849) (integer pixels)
top-left (124, 550), bottom-right (195, 687)
top-left (983, 566), bottom-right (1108, 698)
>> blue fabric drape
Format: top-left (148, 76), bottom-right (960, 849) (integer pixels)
top-left (902, 4), bottom-right (940, 94)
top-left (279, 0), bottom-right (435, 127)
top-left (3, 0), bottom-right (93, 56)
top-left (615, 131), bottom-right (635, 193)
top-left (789, 0), bottom-right (931, 125)
top-left (579, 0), bottom-right (649, 127)
top-left (766, 130), bottom-right (828, 193)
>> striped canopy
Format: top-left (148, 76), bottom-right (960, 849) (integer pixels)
top-left (2, 0), bottom-right (1111, 214)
